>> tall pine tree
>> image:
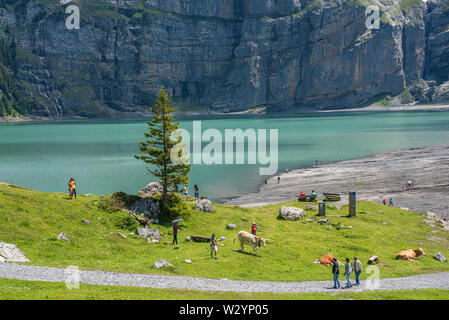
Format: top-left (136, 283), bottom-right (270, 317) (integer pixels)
top-left (135, 87), bottom-right (191, 207)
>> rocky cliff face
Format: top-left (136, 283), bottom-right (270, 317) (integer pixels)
top-left (0, 0), bottom-right (448, 117)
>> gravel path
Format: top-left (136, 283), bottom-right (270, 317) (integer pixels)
top-left (226, 145), bottom-right (449, 219)
top-left (1, 263), bottom-right (448, 293)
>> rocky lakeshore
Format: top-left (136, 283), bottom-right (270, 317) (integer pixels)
top-left (226, 144), bottom-right (449, 219)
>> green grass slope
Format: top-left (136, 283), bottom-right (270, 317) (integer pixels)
top-left (0, 184), bottom-right (448, 282)
top-left (1, 278), bottom-right (448, 300)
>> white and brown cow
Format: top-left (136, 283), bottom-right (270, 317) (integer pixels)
top-left (238, 231), bottom-right (266, 256)
top-left (314, 254), bottom-right (343, 267)
top-left (396, 248), bottom-right (425, 261)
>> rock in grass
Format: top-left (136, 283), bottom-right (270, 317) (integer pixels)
top-left (433, 253), bottom-right (447, 262)
top-left (117, 232), bottom-right (127, 239)
top-left (226, 224), bottom-right (236, 230)
top-left (305, 205), bottom-right (317, 211)
top-left (0, 242), bottom-right (30, 262)
top-left (138, 182), bottom-right (163, 197)
top-left (368, 256), bottom-right (378, 264)
top-left (190, 235), bottom-right (211, 242)
top-left (279, 206), bottom-right (305, 220)
top-left (136, 227), bottom-right (161, 241)
top-left (219, 237), bottom-right (226, 241)
top-left (196, 199), bottom-right (214, 212)
top-left (185, 236), bottom-right (191, 242)
top-left (82, 219), bottom-right (90, 225)
top-left (184, 259), bottom-right (192, 263)
top-left (154, 259), bottom-right (173, 269)
top-left (57, 232), bottom-right (71, 243)
top-left (318, 219), bottom-right (329, 224)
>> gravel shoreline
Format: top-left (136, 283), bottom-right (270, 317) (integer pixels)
top-left (1, 263), bottom-right (448, 293)
top-left (226, 144), bottom-right (449, 219)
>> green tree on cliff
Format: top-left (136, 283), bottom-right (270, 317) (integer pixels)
top-left (135, 87), bottom-right (191, 208)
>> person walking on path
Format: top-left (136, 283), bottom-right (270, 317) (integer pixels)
top-left (194, 184), bottom-right (199, 198)
top-left (184, 184), bottom-right (188, 196)
top-left (345, 258), bottom-right (353, 288)
top-left (68, 178), bottom-right (77, 200)
top-left (332, 257), bottom-right (340, 289)
top-left (175, 184), bottom-right (179, 193)
top-left (210, 233), bottom-right (217, 259)
top-left (251, 222), bottom-right (258, 236)
top-left (382, 199), bottom-right (387, 205)
top-left (389, 198), bottom-right (393, 207)
top-left (172, 223), bottom-right (179, 245)
top-left (277, 176), bottom-right (280, 184)
top-left (353, 257), bottom-right (362, 285)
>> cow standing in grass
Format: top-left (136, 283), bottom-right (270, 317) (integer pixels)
top-left (238, 231), bottom-right (266, 256)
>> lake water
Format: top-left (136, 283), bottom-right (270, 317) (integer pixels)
top-left (1, 111), bottom-right (449, 201)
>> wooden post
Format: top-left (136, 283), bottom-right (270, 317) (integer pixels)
top-left (349, 191), bottom-right (356, 216)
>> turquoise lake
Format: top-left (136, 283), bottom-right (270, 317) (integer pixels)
top-left (1, 111), bottom-right (449, 201)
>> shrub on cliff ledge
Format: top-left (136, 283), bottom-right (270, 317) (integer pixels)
top-left (152, 192), bottom-right (192, 218)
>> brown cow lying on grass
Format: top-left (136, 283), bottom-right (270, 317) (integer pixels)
top-left (314, 254), bottom-right (343, 267)
top-left (238, 231), bottom-right (266, 256)
top-left (396, 248), bottom-right (425, 261)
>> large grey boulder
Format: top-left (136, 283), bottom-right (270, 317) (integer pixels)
top-left (154, 259), bottom-right (173, 269)
top-left (433, 81), bottom-right (449, 103)
top-left (136, 228), bottom-right (161, 241)
top-left (0, 242), bottom-right (30, 262)
top-left (138, 182), bottom-right (163, 197)
top-left (433, 253), bottom-right (447, 262)
top-left (129, 197), bottom-right (160, 219)
top-left (226, 224), bottom-right (236, 230)
top-left (196, 199), bottom-right (214, 213)
top-left (279, 206), bottom-right (305, 220)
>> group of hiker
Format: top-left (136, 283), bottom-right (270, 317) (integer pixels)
top-left (403, 179), bottom-right (415, 190)
top-left (175, 184), bottom-right (200, 198)
top-left (331, 256), bottom-right (362, 289)
top-left (382, 198), bottom-right (394, 206)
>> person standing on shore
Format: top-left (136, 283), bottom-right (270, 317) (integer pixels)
top-left (389, 198), bottom-right (393, 206)
top-left (194, 184), bottom-right (199, 198)
top-left (277, 176), bottom-right (280, 184)
top-left (210, 233), bottom-right (217, 259)
top-left (68, 178), bottom-right (77, 200)
top-left (184, 184), bottom-right (188, 196)
top-left (353, 257), bottom-right (362, 285)
top-left (172, 223), bottom-right (179, 245)
top-left (345, 258), bottom-right (353, 288)
top-left (332, 257), bottom-right (340, 289)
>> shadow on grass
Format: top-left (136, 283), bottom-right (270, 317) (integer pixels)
top-left (232, 249), bottom-right (262, 258)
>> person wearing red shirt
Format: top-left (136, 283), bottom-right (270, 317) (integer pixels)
top-left (251, 222), bottom-right (257, 235)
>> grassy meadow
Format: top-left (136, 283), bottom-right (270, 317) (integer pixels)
top-left (1, 183), bottom-right (449, 283)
